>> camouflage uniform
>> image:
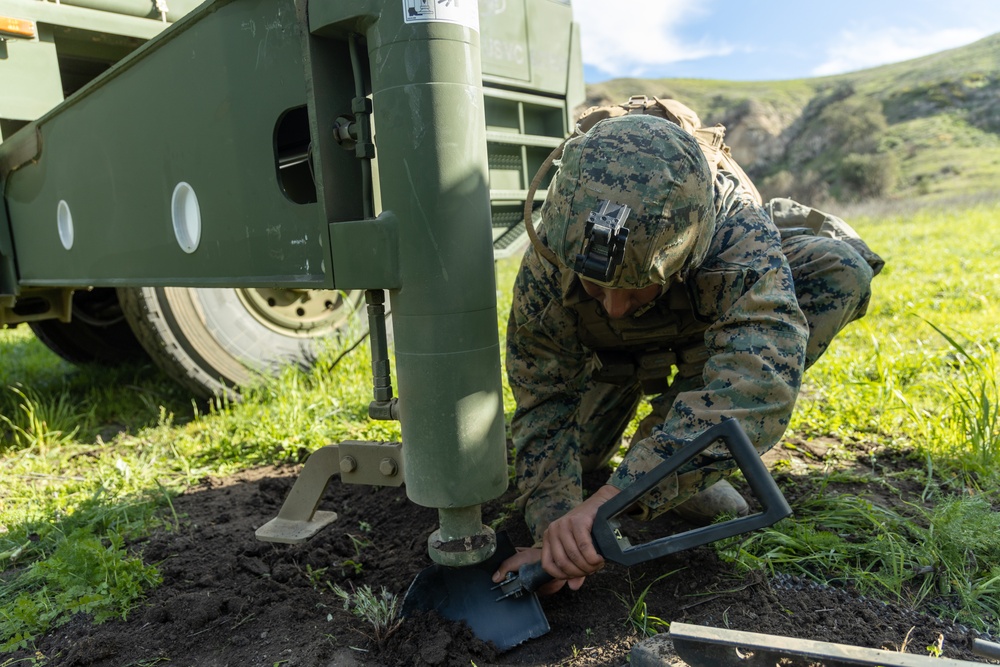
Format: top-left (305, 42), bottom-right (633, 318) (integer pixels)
top-left (506, 115), bottom-right (880, 544)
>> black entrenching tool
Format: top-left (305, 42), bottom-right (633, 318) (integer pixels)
top-left (402, 530), bottom-right (551, 650)
top-left (403, 418), bottom-right (792, 652)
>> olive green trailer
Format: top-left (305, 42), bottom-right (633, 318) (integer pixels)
top-left (0, 0), bottom-right (584, 398)
top-left (1, 0), bottom-right (582, 582)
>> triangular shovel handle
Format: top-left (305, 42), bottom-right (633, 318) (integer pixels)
top-left (511, 418), bottom-right (792, 591)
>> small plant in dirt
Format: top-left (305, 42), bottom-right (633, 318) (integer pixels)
top-left (346, 533), bottom-right (371, 556)
top-left (340, 558), bottom-right (364, 576)
top-left (926, 633), bottom-right (944, 658)
top-left (616, 570), bottom-right (679, 637)
top-left (339, 532), bottom-right (372, 576)
top-left (330, 583), bottom-right (403, 643)
top-left (301, 564), bottom-right (329, 589)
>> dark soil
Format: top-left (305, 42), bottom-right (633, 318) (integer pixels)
top-left (9, 441), bottom-right (999, 667)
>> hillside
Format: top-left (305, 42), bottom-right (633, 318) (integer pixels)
top-left (585, 33), bottom-right (1000, 207)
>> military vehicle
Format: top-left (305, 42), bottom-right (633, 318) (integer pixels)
top-left (0, 0), bottom-right (584, 398)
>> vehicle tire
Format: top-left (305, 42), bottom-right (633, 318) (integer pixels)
top-left (28, 288), bottom-right (149, 365)
top-left (117, 286), bottom-right (365, 399)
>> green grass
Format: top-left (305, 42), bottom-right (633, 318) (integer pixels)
top-left (0, 327), bottom-right (401, 650)
top-left (717, 493), bottom-right (1000, 632)
top-left (2, 202), bottom-right (1000, 648)
top-left (717, 202), bottom-right (1000, 634)
top-left (616, 569), bottom-right (681, 637)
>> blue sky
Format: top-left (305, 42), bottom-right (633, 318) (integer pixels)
top-left (575, 0), bottom-right (1000, 83)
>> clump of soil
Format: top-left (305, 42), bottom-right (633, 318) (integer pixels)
top-left (8, 442), bottom-right (998, 667)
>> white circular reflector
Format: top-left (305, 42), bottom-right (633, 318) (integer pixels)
top-left (171, 182), bottom-right (202, 254)
top-left (57, 200), bottom-right (74, 250)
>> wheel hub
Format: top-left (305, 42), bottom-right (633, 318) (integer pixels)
top-left (236, 288), bottom-right (362, 336)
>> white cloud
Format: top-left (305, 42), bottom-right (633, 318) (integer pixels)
top-left (573, 0), bottom-right (735, 78)
top-left (811, 26), bottom-right (990, 76)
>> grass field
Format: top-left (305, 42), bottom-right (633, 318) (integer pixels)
top-left (2, 201), bottom-right (999, 651)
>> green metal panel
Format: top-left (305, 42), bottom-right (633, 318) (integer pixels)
top-left (327, 213), bottom-right (400, 290)
top-left (0, 0), bottom-right (580, 298)
top-left (2, 0), bottom-right (363, 289)
top-left (482, 0), bottom-right (574, 96)
top-left (483, 88), bottom-right (567, 258)
top-left (0, 24), bottom-right (64, 121)
top-left (479, 0), bottom-right (530, 82)
top-left (479, 0), bottom-right (583, 258)
top-left (566, 19), bottom-right (586, 123)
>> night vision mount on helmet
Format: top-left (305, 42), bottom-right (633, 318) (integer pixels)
top-left (524, 114), bottom-right (716, 290)
top-left (574, 199), bottom-right (631, 284)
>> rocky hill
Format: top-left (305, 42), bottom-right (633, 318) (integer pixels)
top-left (584, 33), bottom-right (1000, 207)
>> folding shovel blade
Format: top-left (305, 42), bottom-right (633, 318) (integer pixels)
top-left (401, 532), bottom-right (550, 651)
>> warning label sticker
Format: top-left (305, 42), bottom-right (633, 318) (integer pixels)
top-left (403, 0), bottom-right (480, 31)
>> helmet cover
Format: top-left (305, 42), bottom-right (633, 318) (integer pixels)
top-left (541, 114), bottom-right (715, 288)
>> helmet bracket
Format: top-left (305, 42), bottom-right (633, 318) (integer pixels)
top-left (574, 199), bottom-right (631, 283)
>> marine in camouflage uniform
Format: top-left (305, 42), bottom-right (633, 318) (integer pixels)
top-left (506, 113), bottom-right (882, 546)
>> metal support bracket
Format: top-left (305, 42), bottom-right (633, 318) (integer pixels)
top-left (255, 444), bottom-right (341, 545)
top-left (629, 622), bottom-right (987, 667)
top-left (0, 123), bottom-right (41, 181)
top-left (339, 440), bottom-right (404, 487)
top-left (255, 440), bottom-right (404, 545)
top-left (328, 212), bottom-right (401, 290)
top-left (0, 286), bottom-right (73, 326)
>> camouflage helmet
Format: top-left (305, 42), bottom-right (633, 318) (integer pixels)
top-left (540, 114), bottom-right (715, 289)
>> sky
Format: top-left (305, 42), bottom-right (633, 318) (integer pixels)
top-left (574, 0), bottom-right (1000, 83)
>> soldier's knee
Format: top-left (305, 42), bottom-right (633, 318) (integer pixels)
top-left (828, 240), bottom-right (874, 320)
top-left (830, 238), bottom-right (874, 292)
top-left (790, 236), bottom-right (873, 296)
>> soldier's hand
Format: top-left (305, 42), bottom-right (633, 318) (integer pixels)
top-left (539, 484), bottom-right (620, 589)
top-left (492, 547), bottom-right (573, 595)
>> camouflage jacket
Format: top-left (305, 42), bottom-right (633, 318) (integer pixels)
top-left (506, 171), bottom-right (810, 515)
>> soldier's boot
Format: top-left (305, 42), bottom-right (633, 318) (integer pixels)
top-left (671, 479), bottom-right (749, 525)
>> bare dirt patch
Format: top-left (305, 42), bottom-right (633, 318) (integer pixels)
top-left (8, 441), bottom-right (997, 667)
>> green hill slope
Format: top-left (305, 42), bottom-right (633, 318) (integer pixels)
top-left (585, 33), bottom-right (1000, 206)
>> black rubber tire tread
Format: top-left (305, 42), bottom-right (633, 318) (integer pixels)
top-left (28, 288), bottom-right (149, 366)
top-left (117, 287), bottom-right (363, 400)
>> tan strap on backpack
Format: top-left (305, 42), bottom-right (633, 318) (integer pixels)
top-left (523, 143), bottom-right (564, 267)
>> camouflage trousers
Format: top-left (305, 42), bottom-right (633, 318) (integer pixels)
top-left (516, 233), bottom-right (875, 542)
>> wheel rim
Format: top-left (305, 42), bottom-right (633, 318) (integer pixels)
top-left (235, 288), bottom-right (363, 337)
